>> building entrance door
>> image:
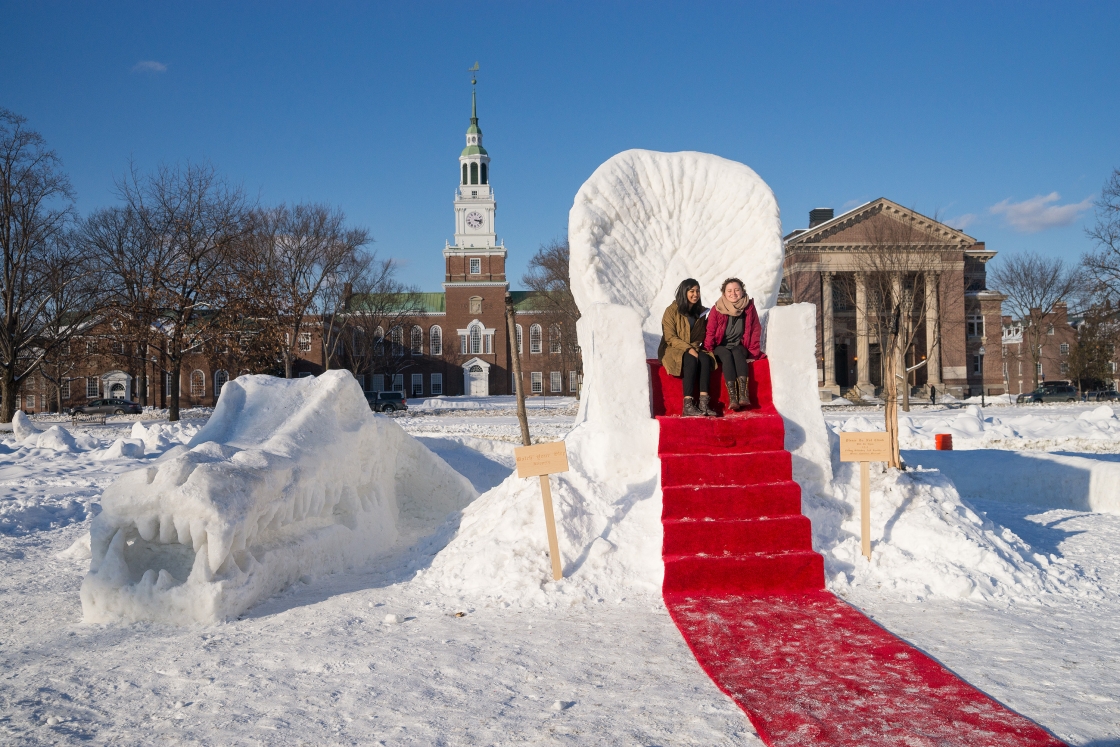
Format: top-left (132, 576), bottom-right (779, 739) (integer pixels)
top-left (468, 365), bottom-right (488, 396)
top-left (110, 383), bottom-right (125, 399)
top-left (835, 344), bottom-right (849, 388)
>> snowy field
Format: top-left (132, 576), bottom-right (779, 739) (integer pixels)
top-left (0, 400), bottom-right (1117, 744)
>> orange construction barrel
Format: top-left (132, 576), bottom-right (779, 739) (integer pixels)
top-left (935, 434), bottom-right (953, 450)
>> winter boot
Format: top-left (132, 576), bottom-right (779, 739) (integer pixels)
top-left (698, 393), bottom-right (716, 417)
top-left (682, 396), bottom-right (702, 417)
top-left (737, 376), bottom-right (751, 408)
top-left (725, 379), bottom-right (740, 411)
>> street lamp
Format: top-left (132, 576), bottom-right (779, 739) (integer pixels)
top-left (978, 345), bottom-right (986, 407)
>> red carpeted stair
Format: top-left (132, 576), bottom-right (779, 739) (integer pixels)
top-left (651, 357), bottom-right (1066, 746)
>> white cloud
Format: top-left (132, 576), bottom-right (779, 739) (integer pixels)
top-left (946, 213), bottom-right (977, 231)
top-left (131, 60), bottom-right (168, 74)
top-left (988, 192), bottom-right (1093, 233)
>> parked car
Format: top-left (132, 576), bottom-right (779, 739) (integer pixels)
top-left (1086, 390), bottom-right (1120, 402)
top-left (71, 398), bottom-right (143, 415)
top-left (1019, 385), bottom-right (1078, 403)
top-left (364, 391), bottom-right (408, 413)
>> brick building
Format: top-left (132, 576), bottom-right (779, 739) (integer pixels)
top-left (1000, 303), bottom-right (1081, 396)
top-left (781, 199), bottom-right (1005, 400)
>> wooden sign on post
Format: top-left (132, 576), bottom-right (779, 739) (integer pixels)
top-left (839, 432), bottom-right (891, 561)
top-left (514, 441), bottom-right (569, 581)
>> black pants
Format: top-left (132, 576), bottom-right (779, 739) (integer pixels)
top-left (714, 345), bottom-right (750, 382)
top-left (680, 351), bottom-right (711, 399)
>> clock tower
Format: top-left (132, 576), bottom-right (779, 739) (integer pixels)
top-left (443, 72), bottom-right (508, 397)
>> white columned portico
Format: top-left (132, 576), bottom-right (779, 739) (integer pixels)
top-left (821, 271), bottom-right (838, 396)
top-left (855, 273), bottom-right (871, 395)
top-left (926, 272), bottom-right (941, 389)
top-left (461, 357), bottom-right (491, 396)
top-left (101, 370), bottom-right (133, 401)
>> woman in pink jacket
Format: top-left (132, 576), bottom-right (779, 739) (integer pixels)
top-left (704, 277), bottom-right (762, 410)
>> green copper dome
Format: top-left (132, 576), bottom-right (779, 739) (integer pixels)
top-left (461, 144), bottom-right (488, 156)
top-left (461, 86), bottom-right (485, 153)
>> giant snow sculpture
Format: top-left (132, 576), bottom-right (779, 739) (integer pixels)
top-left (81, 371), bottom-right (477, 623)
top-left (421, 150), bottom-right (831, 604)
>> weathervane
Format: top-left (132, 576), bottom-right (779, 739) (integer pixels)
top-left (469, 61), bottom-right (479, 86)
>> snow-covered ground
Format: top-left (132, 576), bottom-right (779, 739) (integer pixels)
top-left (1, 400), bottom-right (1119, 743)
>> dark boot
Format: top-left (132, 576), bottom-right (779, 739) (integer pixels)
top-left (725, 379), bottom-right (740, 411)
top-left (737, 376), bottom-right (751, 408)
top-left (698, 393), bottom-right (716, 417)
top-left (682, 396), bottom-right (702, 417)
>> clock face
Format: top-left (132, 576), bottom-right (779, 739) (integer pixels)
top-left (466, 211), bottom-right (484, 229)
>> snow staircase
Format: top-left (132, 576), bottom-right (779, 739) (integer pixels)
top-left (650, 357), bottom-right (1067, 746)
top-left (649, 358), bottom-right (825, 595)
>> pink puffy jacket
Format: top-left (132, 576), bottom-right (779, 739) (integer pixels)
top-left (704, 301), bottom-right (764, 360)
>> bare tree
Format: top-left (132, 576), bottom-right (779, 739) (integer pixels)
top-left (1084, 167), bottom-right (1120, 298)
top-left (242, 204), bottom-right (370, 378)
top-left (117, 162), bottom-right (251, 421)
top-left (990, 253), bottom-right (1081, 393)
top-left (0, 109), bottom-right (99, 422)
top-left (522, 237), bottom-right (582, 395)
top-left (1068, 303), bottom-right (1117, 394)
top-left (840, 206), bottom-right (957, 467)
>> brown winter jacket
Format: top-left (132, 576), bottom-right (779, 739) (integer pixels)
top-left (657, 303), bottom-right (714, 377)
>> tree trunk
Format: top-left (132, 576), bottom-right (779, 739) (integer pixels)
top-left (169, 359), bottom-right (181, 422)
top-left (284, 347), bottom-right (292, 379)
top-left (0, 373), bottom-right (14, 423)
top-left (884, 336), bottom-right (902, 469)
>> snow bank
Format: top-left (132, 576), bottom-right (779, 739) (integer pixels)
top-left (27, 425), bottom-right (79, 452)
top-left (81, 371), bottom-right (476, 624)
top-left (12, 411), bottom-right (40, 441)
top-left (97, 438), bottom-right (146, 460)
top-left (422, 150), bottom-right (790, 605)
top-left (892, 404), bottom-right (1120, 451)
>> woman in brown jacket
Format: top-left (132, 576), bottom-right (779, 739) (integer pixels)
top-left (657, 278), bottom-right (716, 417)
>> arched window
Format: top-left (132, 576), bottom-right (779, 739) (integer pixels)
top-left (470, 162), bottom-right (478, 185)
top-left (529, 324), bottom-right (542, 354)
top-left (549, 324), bottom-right (562, 353)
top-left (469, 323), bottom-right (482, 355)
top-left (515, 324), bottom-right (523, 355)
top-left (469, 296), bottom-right (482, 314)
top-left (389, 326), bottom-right (404, 357)
top-left (481, 163), bottom-right (488, 184)
top-left (411, 326), bottom-right (423, 355)
top-left (462, 163), bottom-right (468, 185)
top-left (374, 326), bottom-right (384, 355)
top-left (190, 370), bottom-right (206, 398)
top-left (214, 370), bottom-right (229, 397)
top-left (430, 326), bottom-right (443, 356)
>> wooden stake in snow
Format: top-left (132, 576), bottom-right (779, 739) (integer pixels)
top-left (839, 432), bottom-right (891, 561)
top-left (505, 292), bottom-right (565, 580)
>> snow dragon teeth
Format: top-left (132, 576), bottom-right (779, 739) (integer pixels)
top-left (80, 371), bottom-right (477, 624)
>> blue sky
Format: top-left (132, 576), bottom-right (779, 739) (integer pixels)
top-left (2, 2), bottom-right (1118, 290)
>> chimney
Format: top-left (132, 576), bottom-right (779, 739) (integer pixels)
top-left (809, 208), bottom-right (834, 228)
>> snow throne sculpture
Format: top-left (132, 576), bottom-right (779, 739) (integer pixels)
top-left (81, 371), bottom-right (477, 624)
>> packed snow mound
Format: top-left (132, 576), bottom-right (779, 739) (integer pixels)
top-left (423, 151), bottom-right (798, 605)
top-left (12, 411), bottom-right (40, 441)
top-left (888, 403), bottom-right (1120, 450)
top-left (130, 420), bottom-right (200, 454)
top-left (28, 425), bottom-right (79, 452)
top-left (81, 371), bottom-right (477, 624)
top-left (97, 438), bottom-right (146, 460)
top-left (569, 149), bottom-right (784, 353)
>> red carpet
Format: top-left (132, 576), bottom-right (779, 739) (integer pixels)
top-left (651, 358), bottom-right (1065, 746)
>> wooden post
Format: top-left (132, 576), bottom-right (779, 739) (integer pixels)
top-left (505, 292), bottom-right (531, 448)
top-left (860, 460), bottom-right (871, 560)
top-left (839, 432), bottom-right (891, 562)
top-left (515, 441), bottom-right (570, 581)
top-left (539, 475), bottom-right (563, 581)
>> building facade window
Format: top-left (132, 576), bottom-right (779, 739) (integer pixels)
top-left (1060, 343), bottom-right (1070, 355)
top-left (972, 355), bottom-right (981, 374)
top-left (469, 296), bottom-right (482, 314)
top-left (372, 374), bottom-right (385, 392)
top-left (1037, 362), bottom-right (1043, 376)
top-left (1112, 362), bottom-right (1118, 374)
top-left (549, 324), bottom-right (562, 353)
top-left (529, 324), bottom-right (542, 353)
top-left (431, 373), bottom-right (443, 395)
top-left (469, 324), bottom-right (482, 355)
top-left (967, 315), bottom-right (984, 338)
top-left (87, 377), bottom-right (99, 399)
top-left (469, 258), bottom-right (482, 275)
top-left (569, 370), bottom-right (579, 392)
top-left (298, 332), bottom-right (312, 352)
top-left (61, 380), bottom-right (70, 400)
top-left (470, 162), bottom-right (478, 185)
top-left (392, 374), bottom-right (404, 393)
top-left (515, 324), bottom-right (523, 354)
top-left (430, 326), bottom-right (443, 356)
top-left (165, 372), bottom-right (173, 397)
top-left (1002, 362), bottom-right (1008, 378)
top-left (25, 395), bottom-right (34, 411)
top-left (550, 371), bottom-right (562, 393)
top-left (1047, 324), bottom-right (1055, 335)
top-left (531, 371), bottom-right (543, 394)
top-left (411, 326), bottom-right (423, 355)
top-left (374, 327), bottom-right (385, 355)
top-left (411, 373), bottom-right (423, 396)
top-left (1060, 362), bottom-right (1070, 375)
top-left (390, 326), bottom-right (404, 356)
top-left (214, 370), bottom-right (229, 397)
top-left (462, 164), bottom-right (468, 185)
top-left (190, 370), bottom-right (206, 398)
